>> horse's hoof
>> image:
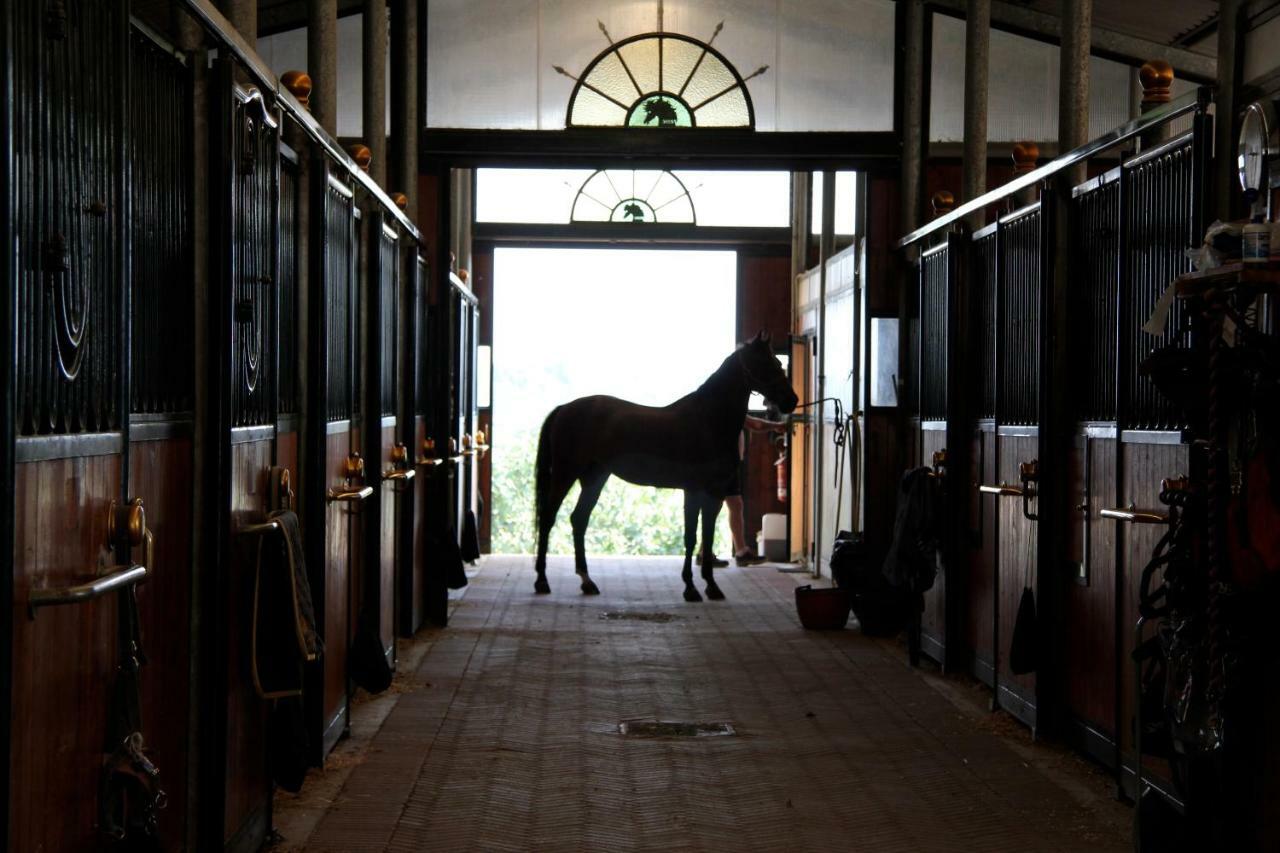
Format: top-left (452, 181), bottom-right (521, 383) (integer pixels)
top-left (581, 579), bottom-right (600, 595)
top-left (534, 579), bottom-right (551, 595)
top-left (683, 587), bottom-right (703, 603)
top-left (705, 584), bottom-right (725, 601)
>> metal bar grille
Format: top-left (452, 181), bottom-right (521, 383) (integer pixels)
top-left (130, 27), bottom-right (193, 418)
top-left (919, 246), bottom-right (948, 421)
top-left (1121, 136), bottom-right (1194, 431)
top-left (15, 0), bottom-right (124, 436)
top-left (1071, 175), bottom-right (1120, 422)
top-left (278, 158), bottom-right (299, 415)
top-left (379, 226), bottom-right (399, 416)
top-left (229, 93), bottom-right (279, 428)
top-left (972, 231), bottom-right (998, 420)
top-left (325, 175), bottom-right (356, 422)
top-left (997, 207), bottom-right (1041, 426)
top-left (416, 255), bottom-right (429, 417)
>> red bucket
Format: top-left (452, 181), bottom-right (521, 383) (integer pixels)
top-left (795, 585), bottom-right (852, 630)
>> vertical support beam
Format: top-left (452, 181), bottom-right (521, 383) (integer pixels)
top-left (390, 0), bottom-right (418, 222)
top-left (1214, 0), bottom-right (1244, 220)
top-left (308, 0), bottom-right (338, 135)
top-left (1038, 0), bottom-right (1091, 740)
top-left (1058, 0), bottom-right (1090, 186)
top-left (426, 165), bottom-right (452, 627)
top-left (814, 170), bottom-right (835, 576)
top-left (364, 0), bottom-right (388, 188)
top-left (0, 0), bottom-right (14, 844)
top-left (173, 10), bottom-right (211, 849)
top-left (962, 0), bottom-right (990, 227)
top-left (900, 0), bottom-right (926, 237)
top-left (220, 0), bottom-right (256, 47)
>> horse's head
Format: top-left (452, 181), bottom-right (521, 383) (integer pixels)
top-left (738, 331), bottom-right (798, 414)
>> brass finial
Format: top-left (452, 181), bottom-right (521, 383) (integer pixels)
top-left (281, 70), bottom-right (312, 109)
top-left (392, 192), bottom-right (408, 211)
top-left (1011, 141), bottom-right (1039, 174)
top-left (1139, 60), bottom-right (1174, 107)
top-left (348, 143), bottom-right (371, 172)
top-left (931, 190), bottom-right (955, 218)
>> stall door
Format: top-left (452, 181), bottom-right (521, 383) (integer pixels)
top-left (365, 213), bottom-right (405, 664)
top-left (7, 6), bottom-right (187, 849)
top-left (917, 243), bottom-right (949, 664)
top-left (402, 252), bottom-right (431, 636)
top-left (217, 72), bottom-right (285, 851)
top-left (965, 227), bottom-right (1000, 689)
top-left (452, 282), bottom-right (480, 539)
top-left (305, 162), bottom-right (365, 762)
top-left (982, 204), bottom-right (1046, 731)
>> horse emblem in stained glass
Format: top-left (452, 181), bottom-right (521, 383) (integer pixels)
top-left (555, 21), bottom-right (767, 129)
top-left (570, 170), bottom-right (695, 225)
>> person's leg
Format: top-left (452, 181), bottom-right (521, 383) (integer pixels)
top-left (726, 494), bottom-right (747, 554)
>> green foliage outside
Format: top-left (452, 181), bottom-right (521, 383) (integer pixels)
top-left (490, 427), bottom-right (732, 556)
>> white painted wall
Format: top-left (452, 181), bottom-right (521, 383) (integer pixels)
top-left (258, 14), bottom-right (391, 139)
top-left (1244, 13), bottom-right (1280, 88)
top-left (424, 0), bottom-right (897, 131)
top-left (930, 13), bottom-right (1142, 143)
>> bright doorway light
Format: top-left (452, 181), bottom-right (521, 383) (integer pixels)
top-left (491, 247), bottom-right (737, 555)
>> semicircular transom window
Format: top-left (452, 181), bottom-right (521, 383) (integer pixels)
top-left (570, 169), bottom-right (696, 224)
top-left (563, 31), bottom-right (763, 129)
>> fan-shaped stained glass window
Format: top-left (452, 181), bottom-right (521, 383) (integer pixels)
top-left (571, 170), bottom-right (695, 224)
top-left (558, 28), bottom-right (766, 129)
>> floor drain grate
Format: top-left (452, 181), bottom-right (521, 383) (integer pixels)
top-left (618, 720), bottom-right (736, 738)
top-left (600, 611), bottom-right (676, 623)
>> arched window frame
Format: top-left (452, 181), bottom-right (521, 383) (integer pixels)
top-left (563, 32), bottom-right (758, 130)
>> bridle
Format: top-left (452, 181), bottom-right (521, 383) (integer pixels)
top-left (737, 347), bottom-right (793, 407)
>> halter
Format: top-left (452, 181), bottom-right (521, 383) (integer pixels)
top-left (737, 347), bottom-right (790, 400)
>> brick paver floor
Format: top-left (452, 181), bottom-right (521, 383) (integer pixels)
top-left (301, 556), bottom-right (1130, 852)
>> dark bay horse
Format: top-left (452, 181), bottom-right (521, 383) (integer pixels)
top-left (533, 332), bottom-right (799, 601)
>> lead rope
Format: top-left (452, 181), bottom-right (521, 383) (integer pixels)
top-left (792, 397), bottom-right (855, 528)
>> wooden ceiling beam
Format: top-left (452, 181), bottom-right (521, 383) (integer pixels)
top-left (929, 0), bottom-right (1218, 81)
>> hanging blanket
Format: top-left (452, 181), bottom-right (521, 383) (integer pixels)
top-left (251, 509), bottom-right (322, 699)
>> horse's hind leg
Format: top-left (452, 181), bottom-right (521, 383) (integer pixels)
top-left (570, 469), bottom-right (609, 595)
top-left (699, 493), bottom-right (726, 600)
top-left (535, 477), bottom-right (573, 595)
top-left (681, 491), bottom-right (702, 603)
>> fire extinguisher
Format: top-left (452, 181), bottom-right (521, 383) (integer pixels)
top-left (775, 451), bottom-right (788, 502)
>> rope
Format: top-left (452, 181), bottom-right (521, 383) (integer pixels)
top-left (791, 397), bottom-right (855, 528)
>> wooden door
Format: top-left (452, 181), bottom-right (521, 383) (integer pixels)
top-left (987, 204), bottom-right (1045, 731)
top-left (402, 252), bottom-right (431, 636)
top-left (6, 7), bottom-right (198, 850)
top-left (365, 212), bottom-right (404, 665)
top-left (213, 71), bottom-right (286, 851)
top-left (304, 160), bottom-right (365, 763)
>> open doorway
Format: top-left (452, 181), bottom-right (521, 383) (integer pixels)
top-left (489, 246), bottom-right (736, 556)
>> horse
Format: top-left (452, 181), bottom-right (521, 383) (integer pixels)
top-left (532, 332), bottom-right (799, 602)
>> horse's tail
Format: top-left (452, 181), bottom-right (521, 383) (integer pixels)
top-left (534, 406), bottom-right (561, 547)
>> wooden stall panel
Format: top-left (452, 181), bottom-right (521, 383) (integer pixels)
top-left (1065, 435), bottom-right (1119, 741)
top-left (379, 420), bottom-right (398, 657)
top-left (995, 433), bottom-right (1039, 727)
top-left (1118, 440), bottom-right (1189, 793)
top-left (224, 439), bottom-right (274, 843)
top-left (321, 427), bottom-right (355, 755)
top-left (966, 426), bottom-right (998, 685)
top-left (11, 456), bottom-right (122, 852)
top-left (919, 427), bottom-right (947, 662)
top-left (130, 436), bottom-right (193, 844)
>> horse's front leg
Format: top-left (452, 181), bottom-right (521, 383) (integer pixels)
top-left (699, 493), bottom-right (726, 600)
top-left (681, 491), bottom-right (702, 602)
